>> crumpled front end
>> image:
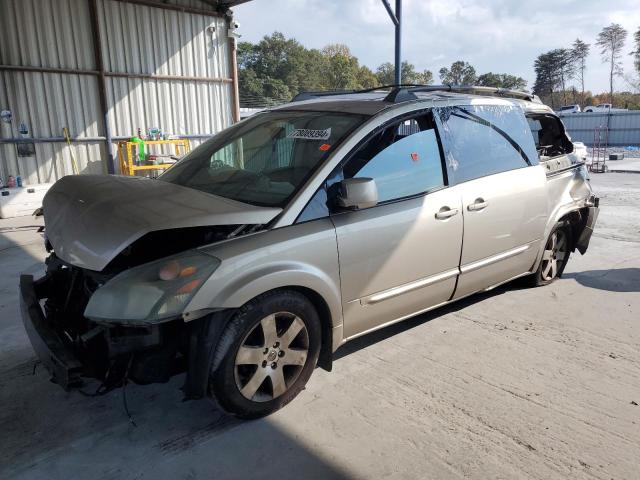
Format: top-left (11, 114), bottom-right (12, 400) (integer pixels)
top-left (21, 173), bottom-right (277, 393)
top-left (19, 254), bottom-right (187, 391)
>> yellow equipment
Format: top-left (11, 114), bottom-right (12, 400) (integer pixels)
top-left (117, 139), bottom-right (190, 176)
top-left (62, 127), bottom-right (80, 174)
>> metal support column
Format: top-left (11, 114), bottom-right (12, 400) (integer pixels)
top-left (394, 0), bottom-right (402, 84)
top-left (381, 0), bottom-right (402, 84)
top-left (88, 0), bottom-right (116, 174)
top-left (229, 35), bottom-right (241, 123)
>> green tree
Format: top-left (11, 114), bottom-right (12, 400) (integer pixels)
top-left (555, 48), bottom-right (577, 105)
top-left (375, 61), bottom-right (433, 85)
top-left (476, 72), bottom-right (527, 90)
top-left (417, 69), bottom-right (434, 85)
top-left (321, 45), bottom-right (358, 90)
top-left (533, 51), bottom-right (562, 107)
top-left (356, 65), bottom-right (379, 89)
top-left (320, 44), bottom-right (378, 90)
top-left (596, 23), bottom-right (628, 104)
top-left (237, 32), bottom-right (327, 104)
top-left (375, 62), bottom-right (395, 85)
top-left (630, 27), bottom-right (640, 76)
top-left (532, 49), bottom-right (578, 106)
top-left (571, 39), bottom-right (590, 102)
top-left (438, 61), bottom-right (477, 85)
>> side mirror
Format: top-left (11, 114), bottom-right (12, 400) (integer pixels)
top-left (336, 178), bottom-right (378, 210)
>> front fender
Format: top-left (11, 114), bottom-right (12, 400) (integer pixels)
top-left (196, 262), bottom-right (342, 327)
top-left (185, 219), bottom-right (343, 332)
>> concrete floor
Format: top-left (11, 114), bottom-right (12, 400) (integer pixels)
top-left (1, 174), bottom-right (639, 480)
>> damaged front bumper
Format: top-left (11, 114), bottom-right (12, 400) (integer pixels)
top-left (20, 274), bottom-right (84, 390)
top-left (19, 273), bottom-right (176, 391)
top-left (576, 196), bottom-right (600, 255)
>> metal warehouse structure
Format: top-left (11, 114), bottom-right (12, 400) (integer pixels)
top-left (0, 0), bottom-right (249, 185)
top-left (559, 111), bottom-right (640, 147)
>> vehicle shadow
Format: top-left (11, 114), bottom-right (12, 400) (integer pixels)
top-left (0, 370), bottom-right (353, 480)
top-left (563, 268), bottom-right (640, 293)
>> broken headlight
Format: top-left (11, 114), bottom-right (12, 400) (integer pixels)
top-left (84, 250), bottom-right (220, 324)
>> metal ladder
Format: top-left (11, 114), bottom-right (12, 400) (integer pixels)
top-left (589, 125), bottom-right (609, 173)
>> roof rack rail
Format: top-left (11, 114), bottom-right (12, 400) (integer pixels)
top-left (383, 85), bottom-right (540, 103)
top-left (291, 84), bottom-right (541, 105)
top-left (290, 84), bottom-right (424, 102)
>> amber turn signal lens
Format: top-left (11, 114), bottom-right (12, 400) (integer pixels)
top-left (179, 266), bottom-right (197, 277)
top-left (177, 279), bottom-right (202, 294)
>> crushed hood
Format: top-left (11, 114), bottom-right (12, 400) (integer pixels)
top-left (43, 175), bottom-right (282, 271)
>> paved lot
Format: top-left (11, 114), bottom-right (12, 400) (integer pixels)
top-left (1, 173), bottom-right (639, 480)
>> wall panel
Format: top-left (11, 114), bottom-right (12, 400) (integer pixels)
top-left (0, 0), bottom-right (233, 184)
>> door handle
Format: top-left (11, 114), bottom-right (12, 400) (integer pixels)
top-left (435, 206), bottom-right (459, 220)
top-left (467, 198), bottom-right (488, 211)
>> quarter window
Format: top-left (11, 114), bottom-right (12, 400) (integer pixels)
top-left (436, 105), bottom-right (538, 185)
top-left (526, 114), bottom-right (573, 159)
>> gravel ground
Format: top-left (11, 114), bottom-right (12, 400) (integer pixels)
top-left (587, 146), bottom-right (640, 159)
top-left (1, 174), bottom-right (639, 480)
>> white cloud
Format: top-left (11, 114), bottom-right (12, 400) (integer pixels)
top-left (234, 0), bottom-right (640, 94)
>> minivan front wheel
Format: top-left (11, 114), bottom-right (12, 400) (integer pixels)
top-left (208, 290), bottom-right (321, 418)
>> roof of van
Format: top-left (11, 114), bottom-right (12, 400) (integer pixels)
top-left (271, 88), bottom-right (550, 116)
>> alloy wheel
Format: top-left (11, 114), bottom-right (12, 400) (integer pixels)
top-left (541, 229), bottom-right (568, 281)
top-left (234, 312), bottom-right (309, 402)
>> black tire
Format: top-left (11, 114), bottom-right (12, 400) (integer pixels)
top-left (529, 221), bottom-right (572, 287)
top-left (208, 290), bottom-right (321, 418)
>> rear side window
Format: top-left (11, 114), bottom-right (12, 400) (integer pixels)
top-left (342, 116), bottom-right (444, 203)
top-left (435, 105), bottom-right (538, 185)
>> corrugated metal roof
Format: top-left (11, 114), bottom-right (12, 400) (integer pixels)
top-left (194, 0), bottom-right (254, 9)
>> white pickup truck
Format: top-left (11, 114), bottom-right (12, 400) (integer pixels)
top-left (583, 103), bottom-right (627, 113)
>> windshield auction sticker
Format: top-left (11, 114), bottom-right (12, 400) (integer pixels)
top-left (287, 127), bottom-right (331, 140)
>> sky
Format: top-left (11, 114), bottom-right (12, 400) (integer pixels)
top-left (234, 0), bottom-right (640, 94)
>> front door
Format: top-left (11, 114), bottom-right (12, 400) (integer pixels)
top-left (331, 113), bottom-right (463, 339)
top-left (434, 104), bottom-right (548, 299)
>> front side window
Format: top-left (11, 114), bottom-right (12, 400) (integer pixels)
top-left (341, 115), bottom-right (445, 203)
top-left (436, 104), bottom-right (539, 185)
top-left (160, 111), bottom-right (368, 208)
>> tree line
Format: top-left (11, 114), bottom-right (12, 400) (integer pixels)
top-left (534, 23), bottom-right (640, 108)
top-left (238, 32), bottom-right (526, 107)
top-left (238, 27), bottom-right (640, 110)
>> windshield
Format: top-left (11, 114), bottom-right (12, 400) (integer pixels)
top-left (160, 110), bottom-right (368, 207)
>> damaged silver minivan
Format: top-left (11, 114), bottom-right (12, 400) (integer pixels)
top-left (21, 86), bottom-right (599, 418)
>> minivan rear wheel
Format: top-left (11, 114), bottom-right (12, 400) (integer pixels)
top-left (529, 221), bottom-right (572, 286)
top-left (208, 290), bottom-right (321, 418)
